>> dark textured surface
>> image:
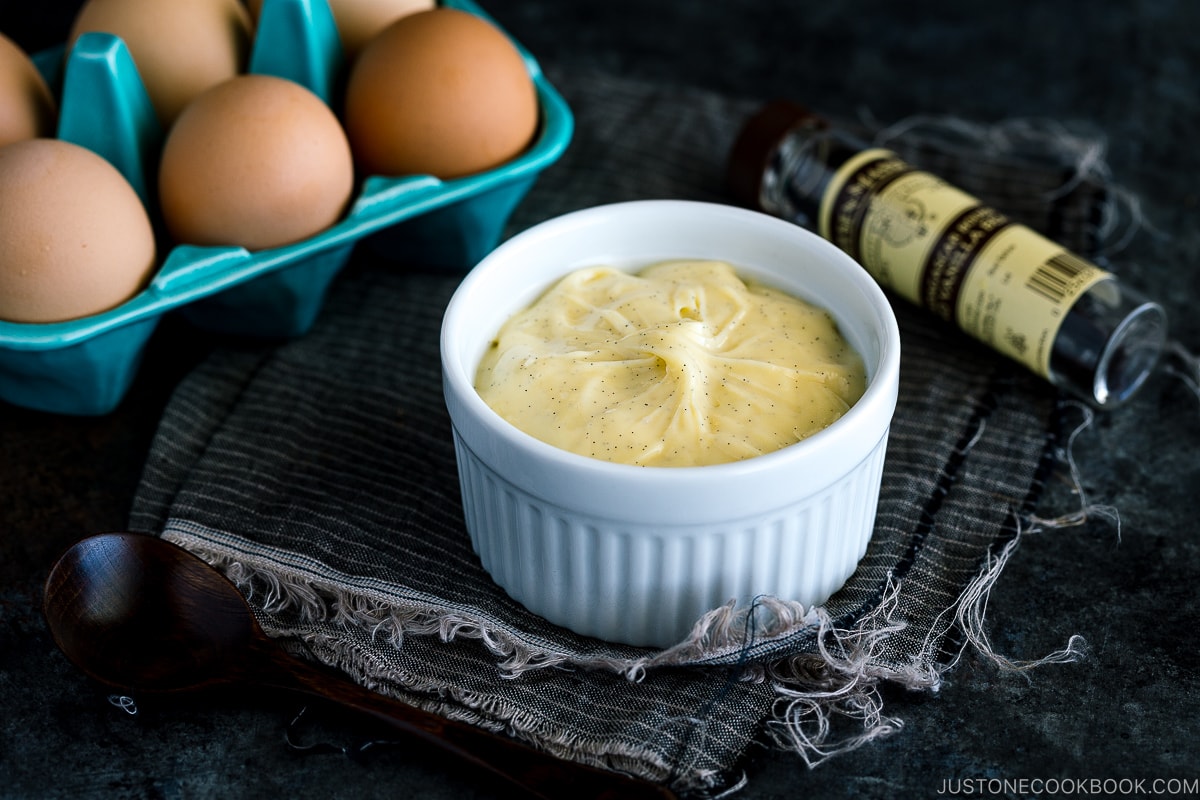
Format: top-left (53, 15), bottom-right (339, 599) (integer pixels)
top-left (2, 1), bottom-right (1199, 798)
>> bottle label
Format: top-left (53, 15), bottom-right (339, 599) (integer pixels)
top-left (817, 148), bottom-right (1110, 378)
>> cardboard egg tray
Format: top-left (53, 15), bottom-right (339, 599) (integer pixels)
top-left (0, 0), bottom-right (573, 415)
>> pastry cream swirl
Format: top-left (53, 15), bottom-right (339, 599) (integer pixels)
top-left (474, 259), bottom-right (866, 467)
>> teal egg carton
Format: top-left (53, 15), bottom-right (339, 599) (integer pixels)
top-left (0, 0), bottom-right (573, 416)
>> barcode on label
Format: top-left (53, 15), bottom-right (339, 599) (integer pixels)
top-left (1026, 251), bottom-right (1092, 303)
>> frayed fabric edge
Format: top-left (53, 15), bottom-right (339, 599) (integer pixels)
top-left (159, 525), bottom-right (828, 681)
top-left (161, 528), bottom-right (768, 794)
top-left (158, 409), bottom-right (1110, 786)
top-left (163, 506), bottom-right (1096, 789)
top-left (761, 515), bottom-right (1092, 770)
top-left (758, 404), bottom-right (1110, 770)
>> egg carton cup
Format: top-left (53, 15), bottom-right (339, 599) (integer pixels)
top-left (441, 200), bottom-right (901, 648)
top-left (0, 0), bottom-right (572, 415)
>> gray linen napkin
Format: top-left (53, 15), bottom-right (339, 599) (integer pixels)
top-left (129, 68), bottom-right (1116, 794)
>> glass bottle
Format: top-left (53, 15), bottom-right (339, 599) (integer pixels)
top-left (727, 100), bottom-right (1167, 409)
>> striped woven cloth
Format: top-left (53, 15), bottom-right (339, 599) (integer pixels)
top-left (130, 68), bottom-right (1113, 794)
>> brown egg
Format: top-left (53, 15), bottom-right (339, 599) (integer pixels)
top-left (245, 0), bottom-right (435, 60)
top-left (343, 8), bottom-right (539, 179)
top-left (0, 139), bottom-right (157, 323)
top-left (158, 74), bottom-right (354, 251)
top-left (0, 34), bottom-right (57, 147)
top-left (69, 0), bottom-right (253, 128)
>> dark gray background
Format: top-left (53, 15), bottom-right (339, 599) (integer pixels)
top-left (2, 1), bottom-right (1198, 797)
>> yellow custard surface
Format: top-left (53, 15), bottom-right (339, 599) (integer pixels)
top-left (474, 259), bottom-right (867, 467)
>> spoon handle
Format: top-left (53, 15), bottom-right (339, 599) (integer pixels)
top-left (262, 644), bottom-right (678, 800)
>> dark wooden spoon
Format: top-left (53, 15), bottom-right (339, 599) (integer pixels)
top-left (43, 532), bottom-right (678, 800)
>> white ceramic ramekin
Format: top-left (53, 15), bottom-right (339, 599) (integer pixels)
top-left (441, 200), bottom-right (901, 648)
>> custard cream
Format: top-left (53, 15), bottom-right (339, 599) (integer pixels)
top-left (474, 259), bottom-right (866, 467)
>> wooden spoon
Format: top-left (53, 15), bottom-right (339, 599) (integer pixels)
top-left (43, 532), bottom-right (678, 800)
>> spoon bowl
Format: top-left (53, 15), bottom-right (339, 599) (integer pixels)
top-left (44, 531), bottom-right (259, 693)
top-left (44, 532), bottom-right (677, 800)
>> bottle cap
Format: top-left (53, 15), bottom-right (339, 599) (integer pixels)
top-left (726, 99), bottom-right (828, 209)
